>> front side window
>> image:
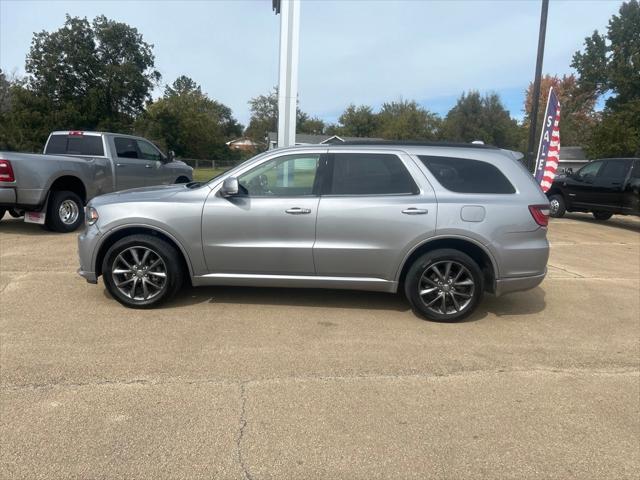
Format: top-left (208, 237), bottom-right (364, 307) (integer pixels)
top-left (238, 154), bottom-right (320, 197)
top-left (576, 161), bottom-right (602, 180)
top-left (137, 140), bottom-right (163, 161)
top-left (114, 137), bottom-right (139, 159)
top-left (418, 155), bottom-right (515, 194)
top-left (328, 153), bottom-right (418, 195)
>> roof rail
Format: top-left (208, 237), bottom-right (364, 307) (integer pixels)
top-left (338, 140), bottom-right (500, 150)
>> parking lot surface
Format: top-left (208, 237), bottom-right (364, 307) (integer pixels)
top-left (1, 213), bottom-right (639, 479)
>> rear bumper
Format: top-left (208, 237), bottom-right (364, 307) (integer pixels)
top-left (495, 269), bottom-right (546, 296)
top-left (0, 187), bottom-right (17, 204)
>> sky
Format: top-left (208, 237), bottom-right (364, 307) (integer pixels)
top-left (0, 0), bottom-right (623, 127)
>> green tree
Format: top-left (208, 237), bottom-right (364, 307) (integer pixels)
top-left (22, 14), bottom-right (159, 135)
top-left (135, 76), bottom-right (242, 159)
top-left (571, 0), bottom-right (640, 157)
top-left (443, 91), bottom-right (521, 149)
top-left (523, 74), bottom-right (597, 148)
top-left (336, 104), bottom-right (379, 137)
top-left (244, 87), bottom-right (316, 141)
top-left (376, 100), bottom-right (440, 140)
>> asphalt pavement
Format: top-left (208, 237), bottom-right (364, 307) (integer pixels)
top-left (1, 212), bottom-right (639, 479)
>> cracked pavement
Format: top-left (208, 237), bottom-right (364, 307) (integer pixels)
top-left (1, 213), bottom-right (639, 479)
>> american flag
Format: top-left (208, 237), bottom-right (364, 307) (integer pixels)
top-left (534, 87), bottom-right (561, 192)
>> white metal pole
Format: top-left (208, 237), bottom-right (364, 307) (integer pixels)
top-left (277, 0), bottom-right (300, 148)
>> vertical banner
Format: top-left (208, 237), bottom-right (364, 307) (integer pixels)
top-left (534, 87), bottom-right (561, 192)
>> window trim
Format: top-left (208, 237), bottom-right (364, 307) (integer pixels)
top-left (44, 133), bottom-right (107, 158)
top-left (320, 152), bottom-right (420, 197)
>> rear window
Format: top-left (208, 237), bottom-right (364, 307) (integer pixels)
top-left (45, 135), bottom-right (104, 156)
top-left (329, 153), bottom-right (418, 195)
top-left (418, 155), bottom-right (515, 194)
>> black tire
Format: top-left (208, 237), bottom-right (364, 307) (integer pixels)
top-left (404, 249), bottom-right (484, 322)
top-left (548, 194), bottom-right (566, 218)
top-left (0, 208), bottom-right (5, 221)
top-left (45, 190), bottom-right (84, 232)
top-left (102, 234), bottom-right (184, 309)
top-left (592, 211), bottom-right (613, 221)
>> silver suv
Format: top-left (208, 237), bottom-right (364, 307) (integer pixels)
top-left (78, 142), bottom-right (550, 322)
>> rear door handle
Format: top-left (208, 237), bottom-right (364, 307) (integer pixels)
top-left (285, 207), bottom-right (312, 215)
top-left (116, 163), bottom-right (126, 167)
top-left (402, 208), bottom-right (428, 215)
top-left (145, 164), bottom-right (152, 168)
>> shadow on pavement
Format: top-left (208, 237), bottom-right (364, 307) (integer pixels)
top-left (0, 216), bottom-right (62, 236)
top-left (153, 284), bottom-right (547, 322)
top-left (561, 213), bottom-right (640, 233)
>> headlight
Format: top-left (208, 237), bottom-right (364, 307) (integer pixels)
top-left (85, 206), bottom-right (99, 226)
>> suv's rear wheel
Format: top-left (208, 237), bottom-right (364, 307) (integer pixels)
top-left (404, 249), bottom-right (484, 322)
top-left (102, 234), bottom-right (184, 308)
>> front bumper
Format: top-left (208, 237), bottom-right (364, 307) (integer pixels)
top-left (494, 269), bottom-right (546, 296)
top-left (78, 268), bottom-right (98, 284)
top-left (77, 223), bottom-right (102, 284)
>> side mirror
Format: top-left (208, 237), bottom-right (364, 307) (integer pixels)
top-left (220, 177), bottom-right (239, 197)
top-left (565, 167), bottom-right (573, 175)
top-left (167, 150), bottom-right (175, 162)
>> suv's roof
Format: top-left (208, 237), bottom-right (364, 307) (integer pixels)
top-left (339, 140), bottom-right (499, 150)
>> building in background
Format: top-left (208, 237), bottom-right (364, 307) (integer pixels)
top-left (267, 132), bottom-right (383, 150)
top-left (558, 146), bottom-right (588, 173)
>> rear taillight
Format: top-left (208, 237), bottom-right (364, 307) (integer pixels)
top-left (0, 159), bottom-right (15, 182)
top-left (529, 204), bottom-right (550, 227)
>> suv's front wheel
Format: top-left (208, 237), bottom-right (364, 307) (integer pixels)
top-left (404, 249), bottom-right (484, 322)
top-left (102, 234), bottom-right (184, 308)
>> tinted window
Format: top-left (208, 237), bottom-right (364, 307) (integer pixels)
top-left (329, 153), bottom-right (418, 195)
top-left (115, 137), bottom-right (139, 159)
top-left (45, 134), bottom-right (104, 156)
top-left (577, 161), bottom-right (602, 180)
top-left (632, 161), bottom-right (640, 179)
top-left (598, 159), bottom-right (631, 179)
top-left (238, 154), bottom-right (319, 197)
top-left (418, 156), bottom-right (515, 194)
top-left (137, 140), bottom-right (163, 161)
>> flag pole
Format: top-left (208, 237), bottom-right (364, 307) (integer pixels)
top-left (526, 0), bottom-right (549, 172)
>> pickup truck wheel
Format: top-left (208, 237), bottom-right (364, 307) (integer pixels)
top-left (404, 249), bottom-right (484, 322)
top-left (548, 194), bottom-right (566, 218)
top-left (102, 234), bottom-right (184, 309)
top-left (46, 191), bottom-right (84, 232)
top-left (593, 211), bottom-right (613, 221)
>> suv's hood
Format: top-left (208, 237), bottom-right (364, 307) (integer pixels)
top-left (90, 184), bottom-right (191, 206)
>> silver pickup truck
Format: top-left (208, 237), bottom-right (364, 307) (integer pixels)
top-left (0, 131), bottom-right (193, 232)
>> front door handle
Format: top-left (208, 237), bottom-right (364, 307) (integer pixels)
top-left (285, 207), bottom-right (312, 215)
top-left (116, 163), bottom-right (126, 167)
top-left (145, 164), bottom-right (152, 169)
top-left (402, 208), bottom-right (428, 215)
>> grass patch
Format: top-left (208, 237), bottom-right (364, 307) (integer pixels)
top-left (192, 167), bottom-right (230, 182)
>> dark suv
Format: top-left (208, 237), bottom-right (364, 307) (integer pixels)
top-left (547, 158), bottom-right (640, 220)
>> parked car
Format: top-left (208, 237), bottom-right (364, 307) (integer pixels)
top-left (77, 142), bottom-right (550, 322)
top-left (0, 131), bottom-right (193, 232)
top-left (546, 158), bottom-right (640, 220)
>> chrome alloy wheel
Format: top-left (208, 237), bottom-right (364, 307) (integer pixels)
top-left (418, 260), bottom-right (475, 316)
top-left (58, 199), bottom-right (79, 225)
top-left (549, 198), bottom-right (560, 216)
top-left (111, 246), bottom-right (168, 301)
